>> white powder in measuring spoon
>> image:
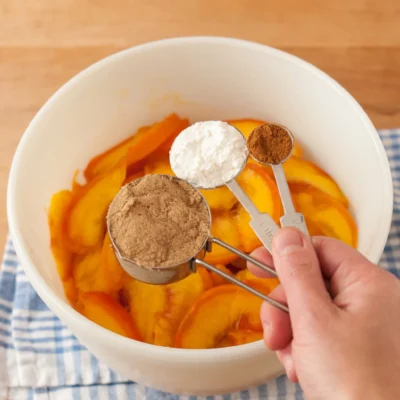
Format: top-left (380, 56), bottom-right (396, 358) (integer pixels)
top-left (170, 121), bottom-right (248, 189)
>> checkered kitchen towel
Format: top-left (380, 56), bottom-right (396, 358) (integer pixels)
top-left (1, 129), bottom-right (400, 400)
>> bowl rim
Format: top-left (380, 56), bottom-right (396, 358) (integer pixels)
top-left (7, 36), bottom-right (393, 362)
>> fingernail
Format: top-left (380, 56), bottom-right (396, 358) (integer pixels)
top-left (273, 228), bottom-right (304, 256)
top-left (283, 356), bottom-right (294, 377)
top-left (260, 303), bottom-right (271, 333)
top-left (262, 320), bottom-right (271, 334)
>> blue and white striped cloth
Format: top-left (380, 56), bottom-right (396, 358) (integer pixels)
top-left (1, 129), bottom-right (400, 400)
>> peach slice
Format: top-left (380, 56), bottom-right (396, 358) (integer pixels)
top-left (66, 162), bottom-right (126, 252)
top-left (99, 233), bottom-right (126, 293)
top-left (293, 142), bottom-right (303, 158)
top-left (227, 119), bottom-right (303, 157)
top-left (84, 114), bottom-right (188, 181)
top-left (200, 187), bottom-right (238, 212)
top-left (123, 278), bottom-right (166, 344)
top-left (227, 119), bottom-right (267, 139)
top-left (125, 268), bottom-right (211, 346)
top-left (283, 156), bottom-right (348, 206)
top-left (204, 212), bottom-right (242, 265)
top-left (226, 329), bottom-right (263, 345)
top-left (80, 292), bottom-right (141, 340)
top-left (73, 233), bottom-right (125, 296)
top-left (84, 125), bottom-right (149, 181)
top-left (216, 329), bottom-right (264, 347)
top-left (144, 157), bottom-right (175, 176)
top-left (73, 246), bottom-right (102, 293)
top-left (127, 114), bottom-right (189, 169)
top-left (209, 264), bottom-right (235, 286)
top-left (234, 164), bottom-right (281, 253)
top-left (290, 182), bottom-right (358, 247)
top-left (175, 285), bottom-right (263, 349)
top-left (236, 269), bottom-right (280, 295)
top-left (48, 190), bottom-right (74, 280)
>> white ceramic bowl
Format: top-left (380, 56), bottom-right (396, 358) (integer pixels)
top-left (7, 37), bottom-right (393, 395)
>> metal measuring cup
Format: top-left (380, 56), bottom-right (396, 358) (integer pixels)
top-left (248, 123), bottom-right (309, 236)
top-left (107, 176), bottom-right (288, 313)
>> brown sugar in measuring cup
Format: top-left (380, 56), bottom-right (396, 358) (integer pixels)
top-left (107, 174), bottom-right (210, 269)
top-left (106, 174), bottom-right (288, 313)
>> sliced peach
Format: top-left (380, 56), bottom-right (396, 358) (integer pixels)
top-left (48, 190), bottom-right (74, 280)
top-left (175, 285), bottom-right (263, 349)
top-left (227, 119), bottom-right (303, 157)
top-left (99, 233), bottom-right (126, 294)
top-left (290, 183), bottom-right (358, 247)
top-left (123, 279), bottom-right (166, 344)
top-left (144, 157), bottom-right (175, 176)
top-left (305, 219), bottom-right (326, 236)
top-left (148, 118), bottom-right (189, 158)
top-left (284, 156), bottom-right (348, 206)
top-left (84, 125), bottom-right (149, 181)
top-left (73, 246), bottom-right (102, 293)
top-left (237, 164), bottom-right (281, 221)
top-left (200, 186), bottom-right (238, 211)
top-left (197, 266), bottom-right (214, 290)
top-left (72, 233), bottom-right (125, 295)
top-left (228, 258), bottom-right (247, 272)
top-left (66, 162), bottom-right (126, 252)
top-left (127, 114), bottom-right (189, 169)
top-left (215, 335), bottom-right (233, 348)
top-left (227, 119), bottom-right (267, 139)
top-left (209, 264), bottom-right (235, 286)
top-left (218, 330), bottom-right (263, 347)
top-left (80, 292), bottom-right (141, 340)
top-left (236, 269), bottom-right (280, 295)
top-left (153, 271), bottom-right (212, 347)
top-left (125, 269), bottom-right (210, 346)
top-left (234, 164), bottom-right (281, 253)
top-left (293, 142), bottom-right (303, 158)
top-left (204, 212), bottom-right (242, 265)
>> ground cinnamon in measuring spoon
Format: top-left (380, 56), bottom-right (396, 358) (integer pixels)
top-left (107, 175), bottom-right (210, 269)
top-left (247, 123), bottom-right (292, 164)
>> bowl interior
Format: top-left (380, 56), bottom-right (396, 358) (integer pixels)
top-left (9, 37), bottom-right (392, 310)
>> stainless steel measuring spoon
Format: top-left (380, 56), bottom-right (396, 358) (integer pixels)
top-left (107, 176), bottom-right (289, 314)
top-left (248, 123), bottom-right (309, 236)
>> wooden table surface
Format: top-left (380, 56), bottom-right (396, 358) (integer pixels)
top-left (1, 0), bottom-right (399, 246)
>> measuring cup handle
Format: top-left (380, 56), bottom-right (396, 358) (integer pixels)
top-left (210, 237), bottom-right (278, 278)
top-left (194, 258), bottom-right (288, 313)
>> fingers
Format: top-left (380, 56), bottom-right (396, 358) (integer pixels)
top-left (260, 285), bottom-right (292, 351)
top-left (311, 236), bottom-right (376, 297)
top-left (272, 228), bottom-right (333, 321)
top-left (312, 236), bottom-right (372, 279)
top-left (247, 247), bottom-right (275, 278)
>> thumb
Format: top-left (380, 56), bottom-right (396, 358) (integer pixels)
top-left (272, 228), bottom-right (333, 323)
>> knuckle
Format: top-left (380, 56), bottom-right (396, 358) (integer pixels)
top-left (280, 248), bottom-right (315, 278)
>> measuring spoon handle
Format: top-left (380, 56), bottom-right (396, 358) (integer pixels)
top-left (271, 165), bottom-right (309, 236)
top-left (226, 179), bottom-right (279, 251)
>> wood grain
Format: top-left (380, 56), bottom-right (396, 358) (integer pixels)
top-left (1, 1), bottom-right (400, 246)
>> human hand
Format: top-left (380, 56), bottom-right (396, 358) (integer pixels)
top-left (249, 228), bottom-right (400, 400)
